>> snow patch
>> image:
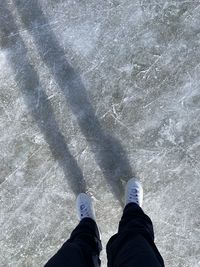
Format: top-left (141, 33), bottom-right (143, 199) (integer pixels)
top-left (61, 22), bottom-right (101, 56)
top-left (0, 49), bottom-right (10, 77)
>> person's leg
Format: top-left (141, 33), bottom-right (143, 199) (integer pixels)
top-left (45, 194), bottom-right (102, 267)
top-left (107, 203), bottom-right (164, 267)
top-left (106, 179), bottom-right (165, 267)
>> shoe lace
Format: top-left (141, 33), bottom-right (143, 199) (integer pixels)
top-left (129, 188), bottom-right (139, 204)
top-left (80, 204), bottom-right (90, 217)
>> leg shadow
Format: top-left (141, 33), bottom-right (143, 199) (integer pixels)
top-left (13, 0), bottom-right (134, 205)
top-left (0, 2), bottom-right (86, 195)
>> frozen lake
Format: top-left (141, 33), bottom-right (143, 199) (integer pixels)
top-left (0, 0), bottom-right (200, 266)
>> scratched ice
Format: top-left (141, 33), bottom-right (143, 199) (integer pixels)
top-left (0, 1), bottom-right (200, 266)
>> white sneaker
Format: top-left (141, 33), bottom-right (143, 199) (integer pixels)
top-left (125, 178), bottom-right (143, 207)
top-left (76, 193), bottom-right (96, 221)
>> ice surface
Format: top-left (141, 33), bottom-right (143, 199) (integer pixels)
top-left (0, 0), bottom-right (200, 266)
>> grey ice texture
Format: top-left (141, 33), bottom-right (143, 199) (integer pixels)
top-left (0, 0), bottom-right (200, 266)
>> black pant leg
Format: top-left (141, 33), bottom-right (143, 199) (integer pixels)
top-left (106, 203), bottom-right (165, 267)
top-left (44, 218), bottom-right (102, 267)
